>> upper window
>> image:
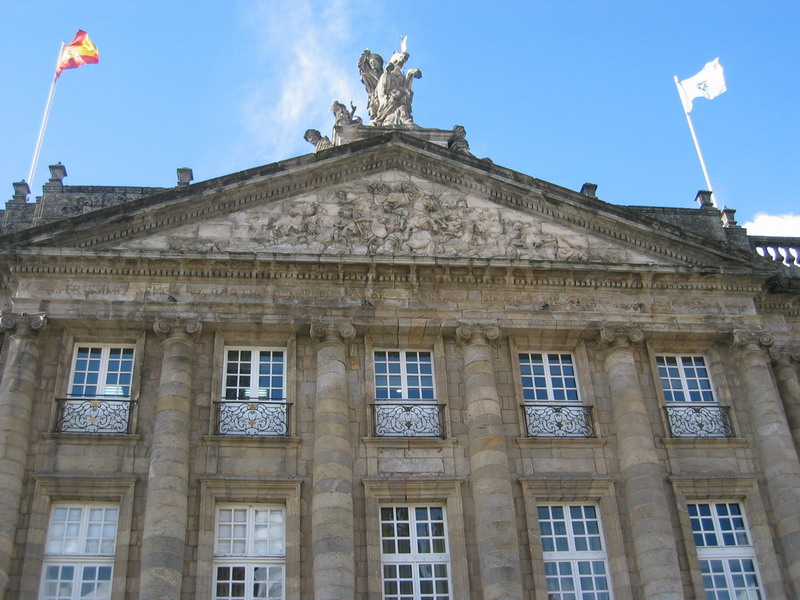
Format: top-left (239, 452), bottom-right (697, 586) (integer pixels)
top-left (519, 353), bottom-right (593, 438)
top-left (213, 504), bottom-right (285, 600)
top-left (58, 345), bottom-right (136, 434)
top-left (656, 355), bottom-right (733, 438)
top-left (40, 503), bottom-right (118, 600)
top-left (380, 505), bottom-right (451, 600)
top-left (374, 350), bottom-right (435, 401)
top-left (537, 504), bottom-right (612, 600)
top-left (688, 502), bottom-right (763, 599)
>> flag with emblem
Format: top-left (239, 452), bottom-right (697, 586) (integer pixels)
top-left (677, 58), bottom-right (726, 113)
top-left (56, 30), bottom-right (99, 77)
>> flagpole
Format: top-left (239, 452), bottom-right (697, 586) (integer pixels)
top-left (27, 41), bottom-right (65, 200)
top-left (674, 75), bottom-right (716, 207)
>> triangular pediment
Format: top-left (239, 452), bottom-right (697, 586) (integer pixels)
top-left (0, 133), bottom-right (759, 270)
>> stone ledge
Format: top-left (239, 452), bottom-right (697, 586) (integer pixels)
top-left (41, 432), bottom-right (141, 446)
top-left (515, 436), bottom-right (607, 449)
top-left (361, 436), bottom-right (457, 449)
top-left (660, 437), bottom-right (749, 449)
top-left (202, 435), bottom-right (301, 448)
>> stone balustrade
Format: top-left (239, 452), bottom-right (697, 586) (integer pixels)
top-left (750, 236), bottom-right (800, 267)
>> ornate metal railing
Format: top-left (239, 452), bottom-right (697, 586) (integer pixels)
top-left (750, 236), bottom-right (800, 267)
top-left (55, 397), bottom-right (135, 434)
top-left (664, 405), bottom-right (734, 438)
top-left (372, 402), bottom-right (445, 438)
top-left (522, 404), bottom-right (595, 438)
top-left (215, 400), bottom-right (291, 436)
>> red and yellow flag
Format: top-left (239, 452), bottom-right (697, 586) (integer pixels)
top-left (56, 30), bottom-right (99, 77)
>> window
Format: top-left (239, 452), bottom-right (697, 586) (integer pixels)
top-left (537, 504), bottom-right (612, 600)
top-left (217, 348), bottom-right (288, 436)
top-left (213, 504), bottom-right (285, 600)
top-left (59, 345), bottom-right (136, 433)
top-left (380, 505), bottom-right (451, 600)
top-left (518, 353), bottom-right (593, 437)
top-left (373, 351), bottom-right (443, 437)
top-left (688, 502), bottom-right (763, 599)
top-left (656, 355), bottom-right (733, 437)
top-left (40, 503), bottom-right (118, 600)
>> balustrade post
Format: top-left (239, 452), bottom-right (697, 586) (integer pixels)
top-left (139, 319), bottom-right (201, 600)
top-left (0, 313), bottom-right (46, 596)
top-left (310, 321), bottom-right (356, 600)
top-left (733, 331), bottom-right (800, 595)
top-left (600, 327), bottom-right (683, 599)
top-left (456, 324), bottom-right (524, 600)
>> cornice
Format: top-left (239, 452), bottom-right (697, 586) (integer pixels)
top-left (0, 135), bottom-right (762, 272)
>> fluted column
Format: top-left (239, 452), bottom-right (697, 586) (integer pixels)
top-left (310, 321), bottom-right (356, 600)
top-left (456, 324), bottom-right (524, 600)
top-left (770, 347), bottom-right (800, 457)
top-left (734, 331), bottom-right (800, 595)
top-left (600, 327), bottom-right (682, 599)
top-left (0, 313), bottom-right (46, 596)
top-left (139, 319), bottom-right (201, 600)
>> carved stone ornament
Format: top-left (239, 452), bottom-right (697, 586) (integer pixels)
top-left (310, 321), bottom-right (356, 344)
top-left (732, 330), bottom-right (774, 350)
top-left (769, 345), bottom-right (800, 364)
top-left (303, 129), bottom-right (333, 153)
top-left (0, 312), bottom-right (47, 333)
top-left (153, 319), bottom-right (203, 337)
top-left (358, 36), bottom-right (422, 127)
top-left (599, 326), bottom-right (644, 346)
top-left (455, 324), bottom-right (501, 346)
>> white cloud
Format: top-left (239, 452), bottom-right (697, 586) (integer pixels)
top-left (742, 213), bottom-right (800, 237)
top-left (235, 0), bottom-right (365, 165)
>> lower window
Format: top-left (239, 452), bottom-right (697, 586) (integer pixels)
top-left (537, 504), bottom-right (612, 600)
top-left (213, 504), bottom-right (285, 600)
top-left (380, 505), bottom-right (451, 600)
top-left (40, 503), bottom-right (118, 600)
top-left (688, 502), bottom-right (763, 599)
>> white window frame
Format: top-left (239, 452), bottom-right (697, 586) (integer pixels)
top-left (373, 350), bottom-right (437, 402)
top-left (537, 503), bottom-right (614, 600)
top-left (68, 345), bottom-right (136, 398)
top-left (213, 503), bottom-right (286, 600)
top-left (687, 501), bottom-right (764, 599)
top-left (39, 502), bottom-right (119, 600)
top-left (518, 352), bottom-right (582, 404)
top-left (655, 354), bottom-right (717, 404)
top-left (379, 504), bottom-right (452, 600)
top-left (222, 347), bottom-right (287, 401)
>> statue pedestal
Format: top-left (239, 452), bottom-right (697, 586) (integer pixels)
top-left (333, 124), bottom-right (455, 148)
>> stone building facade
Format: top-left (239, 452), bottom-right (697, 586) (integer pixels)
top-left (0, 126), bottom-right (799, 600)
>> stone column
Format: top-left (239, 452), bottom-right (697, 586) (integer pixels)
top-left (770, 347), bottom-right (800, 456)
top-left (455, 324), bottom-right (524, 600)
top-left (600, 327), bottom-right (683, 599)
top-left (309, 322), bottom-right (356, 600)
top-left (0, 313), bottom-right (46, 596)
top-left (734, 331), bottom-right (800, 596)
top-left (139, 319), bottom-right (201, 600)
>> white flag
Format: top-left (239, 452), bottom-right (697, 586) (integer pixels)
top-left (677, 58), bottom-right (727, 113)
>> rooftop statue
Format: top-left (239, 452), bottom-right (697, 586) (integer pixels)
top-left (358, 37), bottom-right (422, 127)
top-left (303, 129), bottom-right (333, 153)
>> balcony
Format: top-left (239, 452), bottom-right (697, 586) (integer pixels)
top-left (664, 405), bottom-right (734, 438)
top-left (371, 401), bottom-right (446, 438)
top-left (215, 400), bottom-right (291, 436)
top-left (521, 404), bottom-right (595, 438)
top-left (55, 396), bottom-right (135, 434)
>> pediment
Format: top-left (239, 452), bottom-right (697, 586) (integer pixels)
top-left (113, 171), bottom-right (665, 265)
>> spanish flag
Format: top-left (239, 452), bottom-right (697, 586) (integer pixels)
top-left (56, 30), bottom-right (99, 77)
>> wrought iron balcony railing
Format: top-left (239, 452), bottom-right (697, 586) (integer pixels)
top-left (371, 401), bottom-right (446, 438)
top-left (55, 396), bottom-right (135, 434)
top-left (215, 400), bottom-right (291, 436)
top-left (522, 403), bottom-right (595, 438)
top-left (664, 405), bottom-right (734, 438)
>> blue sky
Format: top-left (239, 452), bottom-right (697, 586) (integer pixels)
top-left (2, 1), bottom-right (798, 235)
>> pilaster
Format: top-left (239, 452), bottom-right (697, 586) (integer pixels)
top-left (770, 346), bottom-right (800, 457)
top-left (455, 324), bottom-right (524, 600)
top-left (599, 327), bottom-right (683, 599)
top-left (0, 312), bottom-right (46, 596)
top-left (733, 331), bottom-right (800, 596)
top-left (309, 321), bottom-right (356, 600)
top-left (139, 319), bottom-right (202, 600)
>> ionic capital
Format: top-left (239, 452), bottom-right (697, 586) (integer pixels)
top-left (455, 324), bottom-right (501, 347)
top-left (153, 318), bottom-right (202, 339)
top-left (310, 321), bottom-right (355, 345)
top-left (732, 330), bottom-right (773, 350)
top-left (599, 326), bottom-right (644, 348)
top-left (0, 312), bottom-right (47, 335)
top-left (769, 345), bottom-right (800, 365)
